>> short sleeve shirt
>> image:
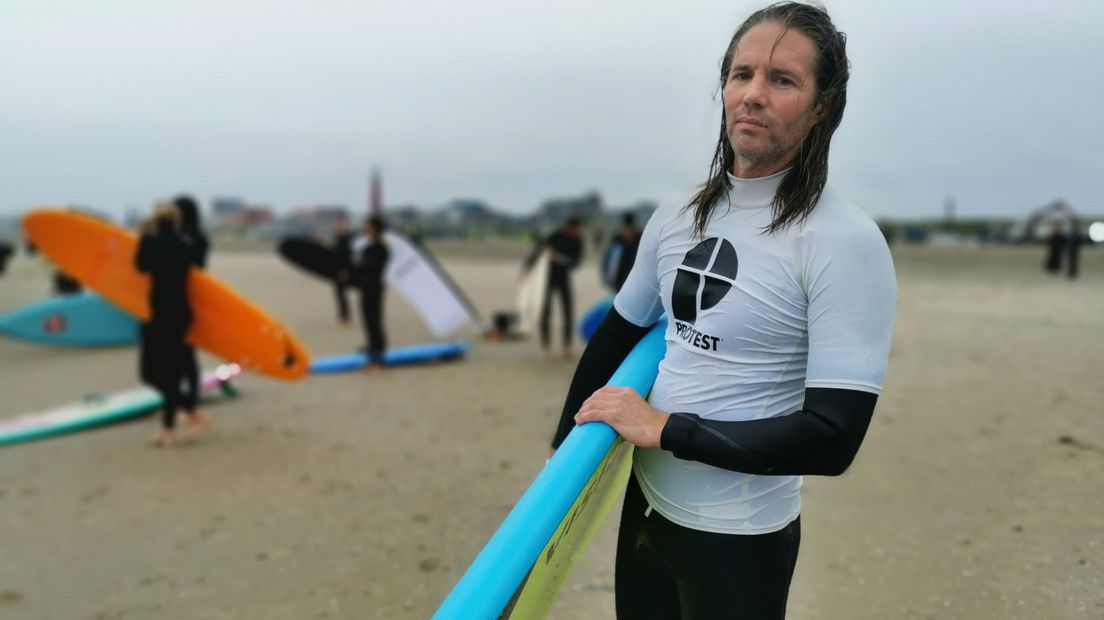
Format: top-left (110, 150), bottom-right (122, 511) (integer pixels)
top-left (614, 170), bottom-right (896, 534)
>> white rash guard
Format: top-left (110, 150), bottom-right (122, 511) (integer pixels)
top-left (613, 169), bottom-right (896, 534)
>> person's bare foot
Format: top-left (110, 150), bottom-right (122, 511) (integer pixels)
top-left (363, 362), bottom-right (383, 375)
top-left (181, 410), bottom-right (211, 441)
top-left (149, 429), bottom-right (175, 448)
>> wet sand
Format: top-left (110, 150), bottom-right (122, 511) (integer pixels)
top-left (0, 242), bottom-right (1101, 619)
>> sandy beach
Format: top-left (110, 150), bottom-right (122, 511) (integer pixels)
top-left (0, 241), bottom-right (1101, 619)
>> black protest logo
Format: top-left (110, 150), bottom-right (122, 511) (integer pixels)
top-left (671, 238), bottom-right (738, 324)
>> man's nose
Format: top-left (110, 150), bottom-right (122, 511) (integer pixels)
top-left (743, 74), bottom-right (768, 107)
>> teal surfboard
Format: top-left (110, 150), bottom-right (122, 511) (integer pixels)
top-left (0, 365), bottom-right (241, 446)
top-left (0, 292), bottom-right (138, 347)
top-left (434, 318), bottom-right (667, 619)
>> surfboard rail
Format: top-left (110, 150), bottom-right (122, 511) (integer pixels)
top-left (433, 319), bottom-right (666, 619)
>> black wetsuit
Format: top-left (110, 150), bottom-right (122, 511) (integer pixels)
top-left (0, 242), bottom-right (12, 276)
top-left (1044, 230), bottom-right (1064, 273)
top-left (334, 231), bottom-right (354, 322)
top-left (1067, 229), bottom-right (1082, 279)
top-left (552, 309), bottom-right (878, 618)
top-left (355, 239), bottom-right (389, 363)
top-left (135, 228), bottom-right (194, 430)
top-left (53, 271), bottom-right (83, 295)
top-left (539, 230), bottom-right (583, 349)
top-left (179, 228), bottom-right (208, 412)
top-left (609, 228), bottom-right (641, 292)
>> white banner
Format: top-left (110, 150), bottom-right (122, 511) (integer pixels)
top-left (382, 232), bottom-right (475, 337)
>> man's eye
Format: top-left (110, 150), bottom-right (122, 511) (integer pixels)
top-left (774, 77), bottom-right (794, 86)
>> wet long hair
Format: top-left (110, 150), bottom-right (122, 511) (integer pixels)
top-left (684, 2), bottom-right (850, 238)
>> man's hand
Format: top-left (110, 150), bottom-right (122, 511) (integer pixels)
top-left (574, 386), bottom-right (668, 449)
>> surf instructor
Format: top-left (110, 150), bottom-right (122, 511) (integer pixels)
top-left (550, 4), bottom-right (896, 617)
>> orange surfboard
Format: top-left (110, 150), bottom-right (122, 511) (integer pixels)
top-left (23, 208), bottom-right (310, 380)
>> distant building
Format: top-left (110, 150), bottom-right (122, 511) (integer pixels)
top-left (536, 191), bottom-right (604, 227)
top-left (210, 197), bottom-right (275, 232)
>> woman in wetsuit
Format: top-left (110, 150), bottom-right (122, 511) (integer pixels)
top-left (135, 205), bottom-right (196, 447)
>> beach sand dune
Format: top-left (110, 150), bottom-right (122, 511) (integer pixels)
top-left (0, 242), bottom-right (1100, 619)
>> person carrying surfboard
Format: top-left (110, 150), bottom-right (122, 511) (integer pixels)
top-left (352, 215), bottom-right (390, 373)
top-left (135, 204), bottom-right (199, 447)
top-left (602, 211), bottom-right (642, 293)
top-left (332, 215), bottom-right (355, 325)
top-left (550, 4), bottom-right (896, 617)
top-left (538, 216), bottom-right (584, 359)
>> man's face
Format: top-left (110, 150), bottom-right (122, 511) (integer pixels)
top-left (723, 21), bottom-right (822, 177)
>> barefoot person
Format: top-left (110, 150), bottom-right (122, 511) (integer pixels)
top-left (135, 205), bottom-right (196, 447)
top-left (550, 4), bottom-right (896, 617)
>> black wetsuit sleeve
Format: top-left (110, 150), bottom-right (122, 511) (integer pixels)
top-left (660, 387), bottom-right (877, 476)
top-left (551, 308), bottom-right (651, 449)
top-left (135, 235), bottom-right (155, 273)
top-left (194, 235), bottom-right (209, 269)
top-left (521, 238), bottom-right (545, 273)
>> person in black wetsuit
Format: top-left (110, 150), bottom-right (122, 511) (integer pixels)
top-left (173, 195), bottom-right (212, 437)
top-left (135, 205), bottom-right (196, 447)
top-left (332, 215), bottom-right (355, 325)
top-left (1066, 218), bottom-right (1082, 280)
top-left (353, 216), bottom-right (390, 373)
top-left (0, 241), bottom-right (13, 276)
top-left (605, 212), bottom-right (642, 293)
top-left (1044, 223), bottom-right (1065, 274)
top-left (539, 216), bottom-right (584, 359)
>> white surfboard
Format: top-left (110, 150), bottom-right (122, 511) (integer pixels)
top-left (516, 250), bottom-right (550, 336)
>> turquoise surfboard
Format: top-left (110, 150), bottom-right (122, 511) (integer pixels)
top-left (434, 318), bottom-right (667, 619)
top-left (310, 341), bottom-right (471, 374)
top-left (0, 292), bottom-right (138, 347)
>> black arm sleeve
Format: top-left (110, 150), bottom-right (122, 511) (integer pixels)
top-left (135, 235), bottom-right (154, 274)
top-left (550, 308), bottom-right (651, 449)
top-left (660, 387), bottom-right (877, 476)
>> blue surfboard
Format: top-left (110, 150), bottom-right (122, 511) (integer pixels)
top-left (578, 296), bottom-right (614, 341)
top-left (434, 318), bottom-right (667, 619)
top-left (310, 341), bottom-right (471, 374)
top-left (0, 292), bottom-right (139, 347)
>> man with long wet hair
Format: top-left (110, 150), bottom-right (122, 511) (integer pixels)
top-left (550, 3), bottom-right (896, 617)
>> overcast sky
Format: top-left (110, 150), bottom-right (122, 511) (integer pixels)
top-left (1, 0), bottom-right (1101, 220)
